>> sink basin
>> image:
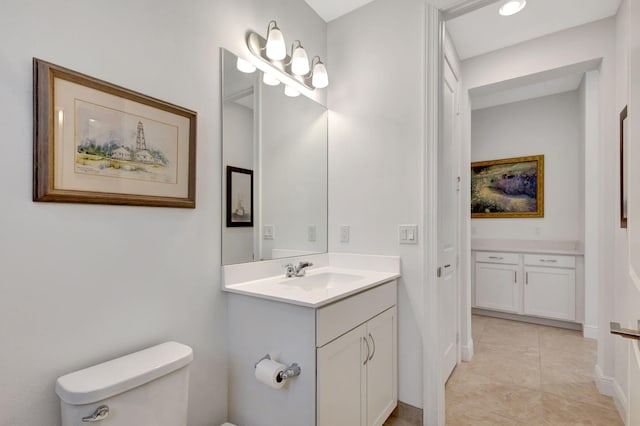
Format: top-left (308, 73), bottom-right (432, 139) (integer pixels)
top-left (279, 272), bottom-right (363, 290)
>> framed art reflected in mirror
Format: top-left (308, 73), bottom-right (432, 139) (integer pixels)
top-left (226, 166), bottom-right (253, 227)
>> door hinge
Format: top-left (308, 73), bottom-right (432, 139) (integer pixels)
top-left (437, 267), bottom-right (442, 278)
top-left (456, 176), bottom-right (461, 192)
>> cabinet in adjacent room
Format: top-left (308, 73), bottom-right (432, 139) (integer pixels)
top-left (473, 250), bottom-right (579, 323)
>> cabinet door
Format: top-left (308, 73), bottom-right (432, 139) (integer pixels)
top-left (317, 324), bottom-right (367, 426)
top-left (524, 266), bottom-right (575, 320)
top-left (366, 307), bottom-right (397, 426)
top-left (475, 263), bottom-right (520, 312)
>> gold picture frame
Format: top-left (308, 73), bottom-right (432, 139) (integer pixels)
top-left (33, 58), bottom-right (197, 208)
top-left (471, 155), bottom-right (544, 218)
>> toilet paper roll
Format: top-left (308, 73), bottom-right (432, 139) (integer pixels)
top-left (255, 358), bottom-right (287, 389)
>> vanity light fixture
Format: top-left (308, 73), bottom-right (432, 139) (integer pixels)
top-left (284, 85), bottom-right (300, 97)
top-left (499, 0), bottom-right (526, 16)
top-left (310, 56), bottom-right (329, 89)
top-left (236, 57), bottom-right (256, 73)
top-left (247, 20), bottom-right (329, 92)
top-left (265, 20), bottom-right (286, 60)
top-left (290, 40), bottom-right (310, 76)
top-left (262, 73), bottom-right (281, 86)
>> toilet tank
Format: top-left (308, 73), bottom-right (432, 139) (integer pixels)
top-left (56, 342), bottom-right (193, 426)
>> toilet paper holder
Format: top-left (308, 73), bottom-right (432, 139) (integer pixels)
top-left (255, 354), bottom-right (301, 381)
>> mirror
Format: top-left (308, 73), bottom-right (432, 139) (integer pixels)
top-left (221, 49), bottom-right (328, 265)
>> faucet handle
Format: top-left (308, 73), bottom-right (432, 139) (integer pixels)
top-left (298, 261), bottom-right (313, 268)
top-left (284, 263), bottom-right (296, 277)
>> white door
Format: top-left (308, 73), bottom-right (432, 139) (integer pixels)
top-left (623, 1), bottom-right (640, 423)
top-left (438, 56), bottom-right (460, 382)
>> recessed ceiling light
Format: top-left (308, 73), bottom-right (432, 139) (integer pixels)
top-left (499, 0), bottom-right (526, 16)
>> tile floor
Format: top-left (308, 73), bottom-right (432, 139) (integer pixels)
top-left (446, 315), bottom-right (623, 425)
top-left (385, 315), bottom-right (623, 426)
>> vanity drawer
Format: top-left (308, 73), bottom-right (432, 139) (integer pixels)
top-left (475, 251), bottom-right (519, 265)
top-left (316, 280), bottom-right (397, 347)
top-left (524, 254), bottom-right (575, 268)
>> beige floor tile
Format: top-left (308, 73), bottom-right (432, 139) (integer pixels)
top-left (540, 392), bottom-right (624, 425)
top-left (445, 315), bottom-right (622, 426)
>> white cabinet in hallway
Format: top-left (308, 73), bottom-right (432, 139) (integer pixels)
top-left (472, 246), bottom-right (582, 324)
top-left (474, 252), bottom-right (520, 313)
top-left (524, 265), bottom-right (576, 321)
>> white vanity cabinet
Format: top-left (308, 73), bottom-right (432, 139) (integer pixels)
top-left (316, 282), bottom-right (397, 426)
top-left (473, 249), bottom-right (580, 323)
top-left (227, 278), bottom-right (398, 426)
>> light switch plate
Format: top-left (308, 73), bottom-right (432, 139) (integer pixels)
top-left (399, 225), bottom-right (418, 244)
top-left (263, 224), bottom-right (274, 240)
top-left (340, 225), bottom-right (350, 243)
top-left (308, 225), bottom-right (316, 242)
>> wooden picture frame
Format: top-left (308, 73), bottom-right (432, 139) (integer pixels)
top-left (471, 155), bottom-right (544, 218)
top-left (226, 166), bottom-right (253, 227)
top-left (33, 58), bottom-right (197, 208)
top-left (621, 105), bottom-right (628, 228)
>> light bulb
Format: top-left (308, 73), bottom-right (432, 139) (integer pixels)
top-left (265, 21), bottom-right (286, 60)
top-left (236, 57), bottom-right (256, 73)
top-left (262, 73), bottom-right (280, 86)
top-left (499, 0), bottom-right (526, 16)
top-left (311, 60), bottom-right (329, 89)
top-left (291, 43), bottom-right (310, 76)
top-left (284, 85), bottom-right (300, 97)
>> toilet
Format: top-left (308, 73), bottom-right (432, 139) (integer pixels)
top-left (56, 341), bottom-right (237, 426)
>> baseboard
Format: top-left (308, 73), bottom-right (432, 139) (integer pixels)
top-left (594, 364), bottom-right (628, 424)
top-left (583, 324), bottom-right (598, 340)
top-left (472, 308), bottom-right (582, 330)
top-left (461, 338), bottom-right (474, 362)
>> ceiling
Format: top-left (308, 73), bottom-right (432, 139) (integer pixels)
top-left (447, 0), bottom-right (621, 60)
top-left (305, 0), bottom-right (620, 60)
top-left (303, 0), bottom-right (377, 22)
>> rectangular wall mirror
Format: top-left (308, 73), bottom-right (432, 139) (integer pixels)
top-left (221, 49), bottom-right (328, 265)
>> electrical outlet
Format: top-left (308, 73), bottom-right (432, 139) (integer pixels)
top-left (263, 225), bottom-right (274, 240)
top-left (340, 225), bottom-right (350, 243)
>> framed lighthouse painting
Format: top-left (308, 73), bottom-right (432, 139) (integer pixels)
top-left (33, 58), bottom-right (197, 208)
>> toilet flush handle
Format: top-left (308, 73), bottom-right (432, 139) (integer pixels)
top-left (82, 405), bottom-right (109, 422)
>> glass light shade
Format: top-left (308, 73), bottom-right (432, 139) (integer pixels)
top-left (312, 61), bottom-right (329, 89)
top-left (266, 26), bottom-right (286, 60)
top-left (499, 0), bottom-right (526, 16)
top-left (262, 73), bottom-right (280, 86)
top-left (236, 57), bottom-right (256, 73)
top-left (291, 46), bottom-right (310, 75)
top-left (284, 85), bottom-right (300, 97)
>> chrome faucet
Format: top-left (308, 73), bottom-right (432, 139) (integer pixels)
top-left (284, 261), bottom-right (314, 278)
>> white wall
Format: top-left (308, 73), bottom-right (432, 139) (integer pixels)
top-left (462, 14), bottom-right (620, 399)
top-left (327, 0), bottom-right (426, 407)
top-left (471, 92), bottom-right (582, 241)
top-left (0, 1), bottom-right (326, 425)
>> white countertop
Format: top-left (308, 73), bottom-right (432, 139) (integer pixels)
top-left (222, 253), bottom-right (401, 308)
top-left (471, 239), bottom-right (584, 256)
